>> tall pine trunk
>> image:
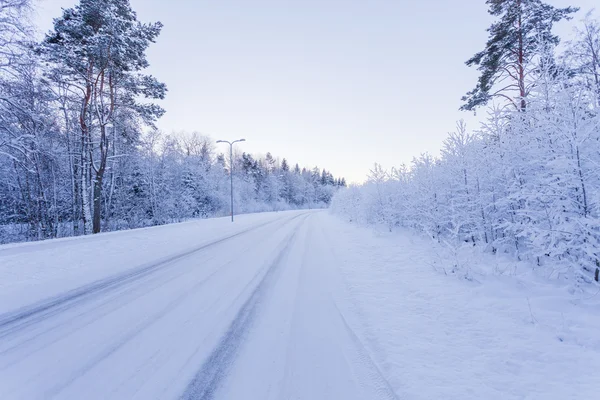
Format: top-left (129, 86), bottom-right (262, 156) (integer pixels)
top-left (92, 176), bottom-right (103, 234)
top-left (517, 0), bottom-right (527, 111)
top-left (92, 124), bottom-right (109, 234)
top-left (81, 135), bottom-right (93, 235)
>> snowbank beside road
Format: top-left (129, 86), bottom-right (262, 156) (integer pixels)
top-left (324, 214), bottom-right (600, 400)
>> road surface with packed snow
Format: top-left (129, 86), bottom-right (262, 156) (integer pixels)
top-left (1, 210), bottom-right (598, 399)
top-left (0, 211), bottom-right (396, 399)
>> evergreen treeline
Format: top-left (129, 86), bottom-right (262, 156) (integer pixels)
top-left (332, 1), bottom-right (600, 283)
top-left (0, 0), bottom-right (344, 244)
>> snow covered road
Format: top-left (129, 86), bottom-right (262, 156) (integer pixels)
top-left (0, 211), bottom-right (397, 399)
top-left (1, 210), bottom-right (599, 400)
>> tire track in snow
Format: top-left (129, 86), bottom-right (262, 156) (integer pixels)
top-left (316, 222), bottom-right (400, 400)
top-left (180, 220), bottom-right (302, 400)
top-left (0, 252), bottom-right (221, 363)
top-left (43, 215), bottom-right (311, 397)
top-left (0, 213), bottom-right (306, 339)
top-left (0, 214), bottom-right (303, 360)
top-left (331, 299), bottom-right (400, 400)
top-left (44, 257), bottom-right (228, 398)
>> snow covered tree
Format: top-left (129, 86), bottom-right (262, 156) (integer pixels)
top-left (0, 0), bottom-right (33, 72)
top-left (40, 0), bottom-right (166, 234)
top-left (564, 12), bottom-right (600, 106)
top-left (0, 1), bottom-right (66, 241)
top-left (462, 0), bottom-right (577, 111)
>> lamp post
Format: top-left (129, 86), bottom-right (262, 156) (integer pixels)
top-left (216, 138), bottom-right (246, 222)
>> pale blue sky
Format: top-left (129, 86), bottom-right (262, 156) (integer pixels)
top-left (33, 0), bottom-right (596, 182)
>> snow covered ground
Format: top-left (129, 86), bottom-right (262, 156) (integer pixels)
top-left (0, 210), bottom-right (598, 399)
top-left (321, 216), bottom-right (600, 400)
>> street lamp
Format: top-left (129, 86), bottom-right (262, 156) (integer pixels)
top-left (216, 138), bottom-right (246, 222)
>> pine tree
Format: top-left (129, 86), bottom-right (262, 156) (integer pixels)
top-left (40, 0), bottom-right (166, 234)
top-left (462, 0), bottom-right (577, 111)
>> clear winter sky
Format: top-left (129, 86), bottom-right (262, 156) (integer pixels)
top-left (33, 0), bottom-right (597, 183)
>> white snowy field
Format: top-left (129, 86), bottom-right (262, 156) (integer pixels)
top-left (0, 210), bottom-right (598, 399)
